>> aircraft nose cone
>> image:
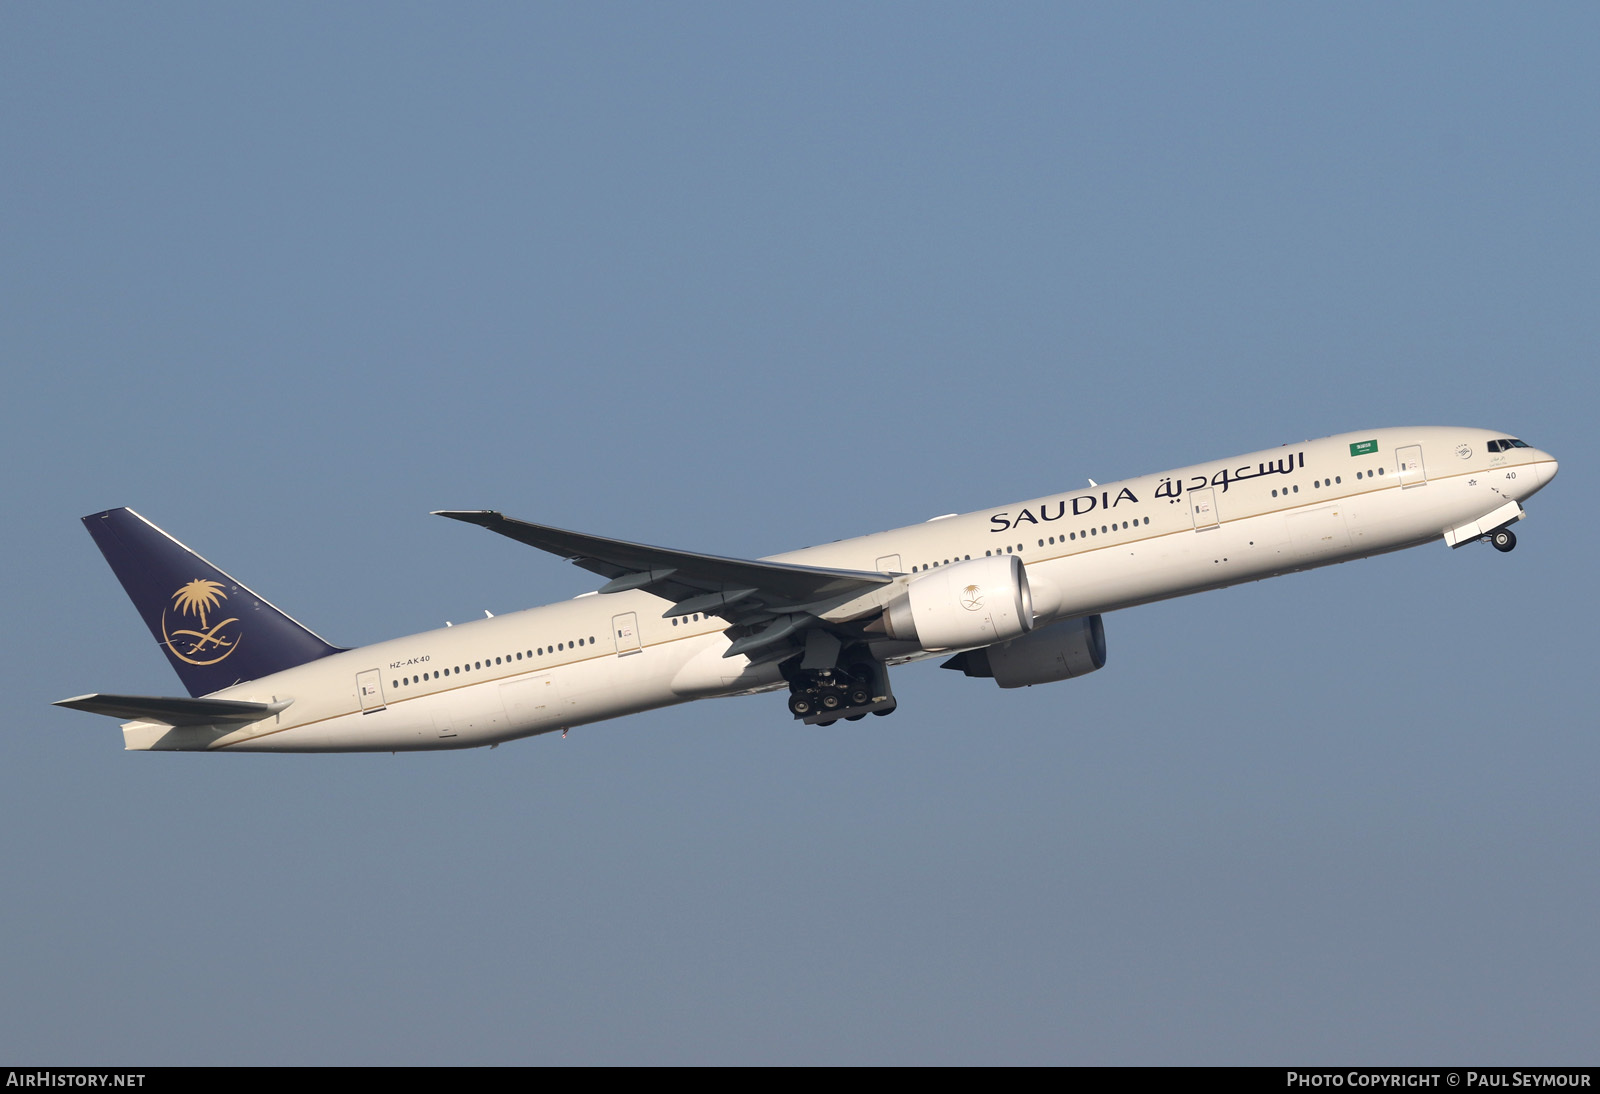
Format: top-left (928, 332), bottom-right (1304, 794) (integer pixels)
top-left (1537, 458), bottom-right (1559, 487)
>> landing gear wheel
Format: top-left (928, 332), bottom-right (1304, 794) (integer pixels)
top-left (1490, 528), bottom-right (1517, 553)
top-left (785, 655), bottom-right (896, 724)
top-left (871, 701), bottom-right (898, 717)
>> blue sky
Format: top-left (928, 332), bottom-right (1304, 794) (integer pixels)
top-left (2, 4), bottom-right (1595, 1064)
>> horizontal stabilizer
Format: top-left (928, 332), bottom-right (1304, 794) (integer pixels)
top-left (53, 693), bottom-right (291, 727)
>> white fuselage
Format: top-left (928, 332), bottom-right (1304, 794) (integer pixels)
top-left (122, 426), bottom-right (1557, 751)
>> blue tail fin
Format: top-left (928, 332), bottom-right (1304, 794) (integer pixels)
top-left (83, 508), bottom-right (345, 697)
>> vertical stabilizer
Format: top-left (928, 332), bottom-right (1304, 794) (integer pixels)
top-left (83, 508), bottom-right (344, 697)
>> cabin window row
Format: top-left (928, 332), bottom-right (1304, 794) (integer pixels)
top-left (1274, 475), bottom-right (1365, 497)
top-left (1037, 517), bottom-right (1151, 548)
top-left (906, 517), bottom-right (1162, 570)
top-left (991, 516), bottom-right (1153, 554)
top-left (911, 556), bottom-right (972, 573)
top-left (393, 637), bottom-right (599, 689)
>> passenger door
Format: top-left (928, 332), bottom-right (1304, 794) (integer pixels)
top-left (1395, 445), bottom-right (1426, 487)
top-left (356, 669), bottom-right (386, 713)
top-left (612, 612), bottom-right (642, 656)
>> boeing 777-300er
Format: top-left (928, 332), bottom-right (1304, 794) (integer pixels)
top-left (56, 427), bottom-right (1557, 752)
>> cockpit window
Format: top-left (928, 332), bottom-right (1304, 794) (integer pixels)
top-left (1487, 438), bottom-right (1530, 453)
top-left (1510, 439), bottom-right (1530, 448)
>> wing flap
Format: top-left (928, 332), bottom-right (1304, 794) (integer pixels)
top-left (435, 510), bottom-right (902, 662)
top-left (434, 511), bottom-right (891, 605)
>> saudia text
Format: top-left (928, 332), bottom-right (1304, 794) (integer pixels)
top-left (987, 451), bottom-right (1306, 532)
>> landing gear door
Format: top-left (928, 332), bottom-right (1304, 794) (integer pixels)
top-left (1395, 445), bottom-right (1426, 487)
top-left (612, 612), bottom-right (642, 656)
top-left (356, 669), bottom-right (386, 713)
top-left (1190, 487), bottom-right (1219, 530)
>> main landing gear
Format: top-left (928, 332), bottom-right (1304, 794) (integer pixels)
top-left (1489, 527), bottom-right (1517, 553)
top-left (784, 658), bottom-right (897, 726)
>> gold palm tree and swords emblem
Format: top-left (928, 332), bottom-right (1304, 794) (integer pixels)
top-left (160, 579), bottom-right (242, 665)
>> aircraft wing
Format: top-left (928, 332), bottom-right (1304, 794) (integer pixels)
top-left (434, 510), bottom-right (896, 659)
top-left (54, 693), bottom-right (292, 726)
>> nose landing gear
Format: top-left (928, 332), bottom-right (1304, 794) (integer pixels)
top-left (1489, 528), bottom-right (1517, 553)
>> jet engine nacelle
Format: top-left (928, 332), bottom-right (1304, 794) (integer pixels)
top-left (882, 554), bottom-right (1033, 650)
top-left (942, 614), bottom-right (1107, 688)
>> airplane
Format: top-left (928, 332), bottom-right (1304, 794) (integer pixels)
top-left (55, 426), bottom-right (1557, 752)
